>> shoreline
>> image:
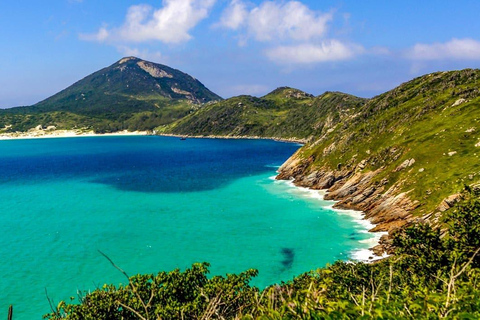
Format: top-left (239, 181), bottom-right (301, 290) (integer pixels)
top-left (157, 133), bottom-right (307, 145)
top-left (277, 178), bottom-right (388, 262)
top-left (0, 129), bottom-right (150, 141)
top-left (1, 129), bottom-right (382, 260)
top-left (0, 130), bottom-right (306, 145)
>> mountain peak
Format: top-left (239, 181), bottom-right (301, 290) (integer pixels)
top-left (31, 57), bottom-right (222, 115)
top-left (117, 56), bottom-right (140, 64)
top-left (263, 87), bottom-right (314, 100)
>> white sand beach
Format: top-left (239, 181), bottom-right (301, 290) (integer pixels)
top-left (0, 128), bottom-right (149, 140)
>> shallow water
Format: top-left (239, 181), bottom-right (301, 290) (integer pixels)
top-left (0, 136), bottom-right (374, 319)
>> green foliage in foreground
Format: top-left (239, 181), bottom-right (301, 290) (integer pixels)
top-left (45, 191), bottom-right (480, 319)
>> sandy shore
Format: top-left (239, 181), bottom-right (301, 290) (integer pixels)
top-left (0, 130), bottom-right (305, 144)
top-left (0, 129), bottom-right (150, 140)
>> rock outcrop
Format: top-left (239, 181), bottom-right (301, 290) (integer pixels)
top-left (277, 154), bottom-right (422, 254)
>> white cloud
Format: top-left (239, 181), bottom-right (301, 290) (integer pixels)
top-left (216, 1), bottom-right (363, 65)
top-left (265, 41), bottom-right (363, 64)
top-left (79, 26), bottom-right (109, 42)
top-left (407, 38), bottom-right (480, 60)
top-left (218, 0), bottom-right (332, 42)
top-left (81, 0), bottom-right (216, 44)
top-left (217, 0), bottom-right (247, 30)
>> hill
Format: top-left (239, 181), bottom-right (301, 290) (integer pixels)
top-left (0, 57), bottom-right (221, 133)
top-left (277, 69), bottom-right (480, 242)
top-left (159, 87), bottom-right (366, 141)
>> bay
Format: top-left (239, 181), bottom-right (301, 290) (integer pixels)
top-left (0, 136), bottom-right (372, 319)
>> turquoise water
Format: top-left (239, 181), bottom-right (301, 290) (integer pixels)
top-left (0, 136), bottom-right (373, 319)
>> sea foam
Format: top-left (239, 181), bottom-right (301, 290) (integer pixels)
top-left (272, 175), bottom-right (387, 262)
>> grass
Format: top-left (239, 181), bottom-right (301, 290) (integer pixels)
top-left (300, 69), bottom-right (480, 216)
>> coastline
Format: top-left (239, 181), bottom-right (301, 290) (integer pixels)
top-left (0, 129), bottom-right (150, 141)
top-left (1, 129), bottom-right (382, 260)
top-left (0, 130), bottom-right (305, 144)
top-left (276, 178), bottom-right (387, 262)
top-left (157, 133), bottom-right (307, 145)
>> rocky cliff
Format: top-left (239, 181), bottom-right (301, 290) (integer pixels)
top-left (276, 154), bottom-right (418, 254)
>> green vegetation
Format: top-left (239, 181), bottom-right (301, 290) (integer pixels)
top-left (45, 190), bottom-right (480, 319)
top-left (295, 69), bottom-right (480, 216)
top-left (159, 88), bottom-right (365, 141)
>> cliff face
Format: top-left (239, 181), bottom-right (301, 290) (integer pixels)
top-left (277, 155), bottom-right (421, 254)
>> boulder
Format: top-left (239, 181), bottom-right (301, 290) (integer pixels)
top-left (437, 193), bottom-right (462, 212)
top-left (394, 158), bottom-right (415, 172)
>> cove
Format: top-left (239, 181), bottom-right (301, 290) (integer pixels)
top-left (0, 136), bottom-right (373, 319)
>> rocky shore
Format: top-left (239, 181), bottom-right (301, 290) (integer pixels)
top-left (276, 151), bottom-right (430, 256)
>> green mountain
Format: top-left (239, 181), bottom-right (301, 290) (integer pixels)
top-left (159, 87), bottom-right (366, 141)
top-left (0, 57), bottom-right (221, 133)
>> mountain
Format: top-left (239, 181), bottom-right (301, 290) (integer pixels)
top-left (159, 87), bottom-right (366, 141)
top-left (0, 57), bottom-right (221, 132)
top-left (32, 56), bottom-right (222, 113)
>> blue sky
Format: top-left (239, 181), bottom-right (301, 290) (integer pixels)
top-left (2, 0), bottom-right (480, 108)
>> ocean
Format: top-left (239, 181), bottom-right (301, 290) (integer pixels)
top-left (0, 136), bottom-right (376, 319)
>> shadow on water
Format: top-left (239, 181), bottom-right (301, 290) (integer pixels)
top-left (281, 248), bottom-right (295, 270)
top-left (0, 137), bottom-right (300, 193)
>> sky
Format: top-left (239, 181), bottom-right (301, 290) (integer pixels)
top-left (1, 1), bottom-right (480, 108)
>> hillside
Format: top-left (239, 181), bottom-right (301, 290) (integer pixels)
top-left (277, 69), bottom-right (480, 243)
top-left (0, 57), bottom-right (221, 133)
top-left (159, 87), bottom-right (366, 141)
top-left (159, 68), bottom-right (480, 252)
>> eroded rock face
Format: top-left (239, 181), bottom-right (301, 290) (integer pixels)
top-left (119, 57), bottom-right (136, 64)
top-left (394, 158), bottom-right (415, 172)
top-left (451, 98), bottom-right (467, 107)
top-left (171, 87), bottom-right (192, 96)
top-left (137, 61), bottom-right (173, 78)
top-left (276, 153), bottom-right (423, 254)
